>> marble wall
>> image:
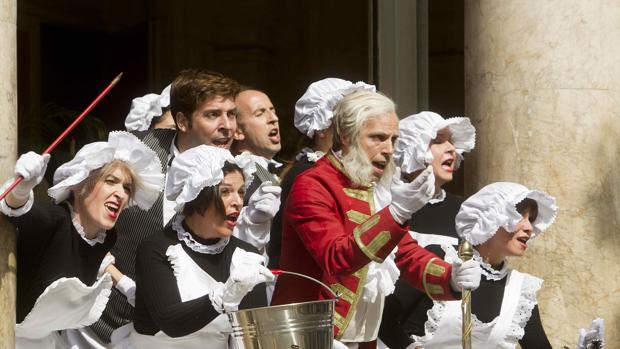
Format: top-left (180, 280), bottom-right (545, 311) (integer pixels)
top-left (465, 1), bottom-right (620, 347)
top-left (0, 0), bottom-right (18, 346)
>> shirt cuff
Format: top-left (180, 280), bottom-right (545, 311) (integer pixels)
top-left (0, 180), bottom-right (33, 217)
top-left (115, 275), bottom-right (136, 307)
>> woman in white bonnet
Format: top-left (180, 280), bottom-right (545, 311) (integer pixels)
top-left (379, 111), bottom-right (475, 349)
top-left (267, 77), bottom-right (375, 268)
top-left (125, 84), bottom-right (175, 132)
top-left (124, 145), bottom-right (273, 348)
top-left (407, 182), bottom-right (604, 349)
top-left (0, 131), bottom-right (164, 348)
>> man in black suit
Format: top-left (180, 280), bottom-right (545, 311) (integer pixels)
top-left (90, 69), bottom-right (242, 342)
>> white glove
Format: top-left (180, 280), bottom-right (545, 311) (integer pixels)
top-left (333, 339), bottom-right (349, 349)
top-left (98, 253), bottom-right (116, 278)
top-left (389, 166), bottom-right (435, 224)
top-left (12, 152), bottom-right (50, 199)
top-left (246, 181), bottom-right (282, 223)
top-left (577, 318), bottom-right (605, 349)
top-left (210, 248), bottom-right (274, 313)
top-left (450, 259), bottom-right (481, 292)
top-left (116, 275), bottom-right (137, 307)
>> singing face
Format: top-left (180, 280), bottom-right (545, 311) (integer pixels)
top-left (177, 96), bottom-right (238, 150)
top-left (429, 127), bottom-right (457, 187)
top-left (234, 90), bottom-right (281, 159)
top-left (74, 166), bottom-right (133, 234)
top-left (355, 112), bottom-right (399, 182)
top-left (488, 212), bottom-right (535, 259)
top-left (201, 170), bottom-right (245, 238)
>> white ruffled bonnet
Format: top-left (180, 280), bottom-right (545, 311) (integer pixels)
top-left (455, 182), bottom-right (558, 245)
top-left (125, 84), bottom-right (171, 132)
top-left (294, 78), bottom-right (376, 138)
top-left (166, 145), bottom-right (255, 212)
top-left (48, 131), bottom-right (165, 210)
top-left (394, 111), bottom-right (476, 174)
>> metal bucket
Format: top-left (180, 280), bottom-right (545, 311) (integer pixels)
top-left (228, 270), bottom-right (338, 349)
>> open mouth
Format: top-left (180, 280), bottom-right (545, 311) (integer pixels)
top-left (516, 236), bottom-right (529, 248)
top-left (104, 201), bottom-right (120, 219)
top-left (371, 161), bottom-right (387, 173)
top-left (268, 128), bottom-right (281, 143)
top-left (441, 157), bottom-right (455, 172)
top-left (224, 212), bottom-right (239, 228)
top-left (212, 137), bottom-right (231, 148)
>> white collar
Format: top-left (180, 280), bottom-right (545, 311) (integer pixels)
top-left (68, 204), bottom-right (107, 246)
top-left (428, 189), bottom-right (447, 204)
top-left (172, 214), bottom-right (230, 254)
top-left (296, 147), bottom-right (325, 162)
top-left (167, 135), bottom-right (181, 167)
top-left (247, 153), bottom-right (282, 170)
top-left (473, 249), bottom-right (510, 281)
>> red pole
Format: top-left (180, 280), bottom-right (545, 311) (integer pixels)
top-left (0, 73), bottom-right (123, 201)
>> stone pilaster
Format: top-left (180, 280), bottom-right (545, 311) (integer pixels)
top-left (0, 0), bottom-right (18, 347)
top-left (465, 1), bottom-right (620, 347)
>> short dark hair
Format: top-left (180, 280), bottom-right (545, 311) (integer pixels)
top-left (182, 162), bottom-right (244, 217)
top-left (516, 198), bottom-right (538, 223)
top-left (170, 69), bottom-right (242, 128)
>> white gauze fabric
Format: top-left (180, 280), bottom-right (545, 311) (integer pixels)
top-left (455, 182), bottom-right (558, 245)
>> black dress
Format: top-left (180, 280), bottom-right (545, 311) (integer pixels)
top-left (8, 200), bottom-right (116, 323)
top-left (380, 243), bottom-right (551, 348)
top-left (133, 224), bottom-right (268, 337)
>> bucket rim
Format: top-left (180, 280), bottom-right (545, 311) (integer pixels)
top-left (228, 298), bottom-right (336, 316)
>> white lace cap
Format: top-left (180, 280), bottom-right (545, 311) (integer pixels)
top-left (166, 145), bottom-right (255, 212)
top-left (48, 131), bottom-right (164, 210)
top-left (124, 84), bottom-right (171, 131)
top-left (294, 78), bottom-right (376, 138)
top-left (394, 111), bottom-right (476, 174)
top-left (455, 182), bottom-right (558, 245)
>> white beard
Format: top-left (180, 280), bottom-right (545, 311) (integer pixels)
top-left (341, 144), bottom-right (395, 188)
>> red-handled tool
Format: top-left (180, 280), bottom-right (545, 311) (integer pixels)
top-left (0, 73), bottom-right (123, 201)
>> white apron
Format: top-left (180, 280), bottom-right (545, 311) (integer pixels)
top-left (15, 274), bottom-right (113, 349)
top-left (114, 244), bottom-right (231, 349)
top-left (414, 247), bottom-right (543, 349)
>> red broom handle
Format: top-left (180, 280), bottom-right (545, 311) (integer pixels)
top-left (0, 73), bottom-right (123, 201)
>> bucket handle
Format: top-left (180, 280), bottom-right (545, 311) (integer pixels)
top-left (271, 269), bottom-right (340, 300)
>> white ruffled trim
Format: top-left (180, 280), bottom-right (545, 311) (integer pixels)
top-left (0, 179), bottom-right (34, 217)
top-left (428, 189), bottom-right (447, 204)
top-left (501, 273), bottom-right (543, 348)
top-left (296, 147), bottom-right (325, 162)
top-left (395, 112), bottom-right (476, 174)
top-left (456, 182), bottom-right (558, 246)
top-left (68, 204), bottom-right (106, 246)
top-left (474, 250), bottom-right (509, 281)
top-left (48, 131), bottom-right (164, 211)
top-left (16, 274), bottom-right (113, 338)
top-left (172, 214), bottom-right (230, 254)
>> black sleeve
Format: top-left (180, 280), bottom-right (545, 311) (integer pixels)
top-left (135, 240), bottom-right (222, 338)
top-left (9, 200), bottom-right (61, 255)
top-left (378, 279), bottom-right (426, 349)
top-left (519, 304), bottom-right (552, 349)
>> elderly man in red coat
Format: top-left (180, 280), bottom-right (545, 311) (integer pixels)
top-left (271, 90), bottom-right (481, 349)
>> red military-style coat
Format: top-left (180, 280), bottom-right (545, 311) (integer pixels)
top-left (271, 153), bottom-right (456, 341)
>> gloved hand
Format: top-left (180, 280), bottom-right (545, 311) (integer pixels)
top-left (450, 259), bottom-right (481, 292)
top-left (577, 318), bottom-right (605, 349)
top-left (333, 339), bottom-right (349, 349)
top-left (246, 181), bottom-right (282, 223)
top-left (12, 151), bottom-right (50, 200)
top-left (389, 166), bottom-right (435, 224)
top-left (210, 248), bottom-right (274, 313)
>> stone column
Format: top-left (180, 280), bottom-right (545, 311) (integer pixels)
top-left (465, 1), bottom-right (620, 347)
top-left (0, 0), bottom-right (17, 347)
